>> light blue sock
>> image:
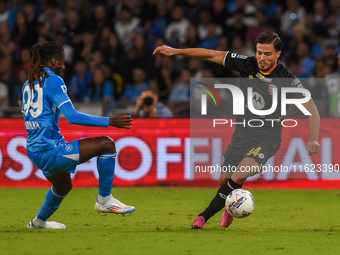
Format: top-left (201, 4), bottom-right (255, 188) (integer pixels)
top-left (97, 152), bottom-right (117, 197)
top-left (37, 187), bottom-right (67, 221)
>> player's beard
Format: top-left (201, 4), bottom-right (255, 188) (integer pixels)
top-left (258, 59), bottom-right (278, 73)
top-left (54, 67), bottom-right (65, 77)
top-left (258, 62), bottom-right (272, 73)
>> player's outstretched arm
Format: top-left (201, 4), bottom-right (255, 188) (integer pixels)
top-left (153, 45), bottom-right (227, 65)
top-left (109, 115), bottom-right (132, 129)
top-left (303, 99), bottom-right (320, 155)
top-left (60, 101), bottom-right (131, 129)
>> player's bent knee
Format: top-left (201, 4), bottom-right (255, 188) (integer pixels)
top-left (101, 136), bottom-right (116, 153)
top-left (54, 183), bottom-right (73, 196)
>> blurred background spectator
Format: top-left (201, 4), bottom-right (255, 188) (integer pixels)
top-left (69, 59), bottom-right (92, 102)
top-left (326, 53), bottom-right (340, 117)
top-left (165, 5), bottom-right (190, 48)
top-left (0, 0), bottom-right (338, 119)
top-left (84, 66), bottom-right (115, 116)
top-left (119, 67), bottom-right (151, 108)
top-left (133, 88), bottom-right (173, 118)
top-left (168, 68), bottom-right (191, 117)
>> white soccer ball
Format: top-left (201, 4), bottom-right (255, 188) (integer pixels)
top-left (225, 189), bottom-right (255, 218)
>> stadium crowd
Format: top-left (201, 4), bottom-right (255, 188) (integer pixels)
top-left (0, 0), bottom-right (339, 117)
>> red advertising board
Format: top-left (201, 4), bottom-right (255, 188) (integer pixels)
top-left (0, 118), bottom-right (339, 188)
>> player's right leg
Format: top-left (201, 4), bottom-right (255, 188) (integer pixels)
top-left (78, 136), bottom-right (135, 214)
top-left (27, 141), bottom-right (78, 229)
top-left (219, 167), bottom-right (234, 228)
top-left (220, 139), bottom-right (280, 228)
top-left (192, 157), bottom-right (260, 230)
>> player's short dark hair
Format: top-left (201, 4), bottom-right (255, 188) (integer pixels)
top-left (255, 32), bottom-right (282, 52)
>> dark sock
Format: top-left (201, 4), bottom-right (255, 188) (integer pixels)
top-left (199, 179), bottom-right (242, 222)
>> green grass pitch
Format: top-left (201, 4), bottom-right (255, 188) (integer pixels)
top-left (0, 187), bottom-right (339, 255)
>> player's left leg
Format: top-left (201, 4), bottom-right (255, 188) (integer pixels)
top-left (28, 171), bottom-right (72, 229)
top-left (220, 157), bottom-right (260, 227)
top-left (78, 136), bottom-right (135, 214)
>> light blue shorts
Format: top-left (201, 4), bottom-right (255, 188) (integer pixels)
top-left (27, 140), bottom-right (80, 177)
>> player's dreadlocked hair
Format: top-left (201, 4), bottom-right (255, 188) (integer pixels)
top-left (28, 41), bottom-right (64, 89)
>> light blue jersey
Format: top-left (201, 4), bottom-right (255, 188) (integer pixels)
top-left (22, 67), bottom-right (70, 152)
top-left (23, 67), bottom-right (110, 176)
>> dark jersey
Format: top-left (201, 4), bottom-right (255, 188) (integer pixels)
top-left (223, 52), bottom-right (305, 141)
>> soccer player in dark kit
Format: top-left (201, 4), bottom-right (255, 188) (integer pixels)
top-left (153, 32), bottom-right (320, 229)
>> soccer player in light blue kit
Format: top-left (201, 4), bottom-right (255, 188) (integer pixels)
top-left (23, 41), bottom-right (135, 229)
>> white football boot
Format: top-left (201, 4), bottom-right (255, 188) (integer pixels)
top-left (94, 196), bottom-right (135, 214)
top-left (27, 218), bottom-right (66, 229)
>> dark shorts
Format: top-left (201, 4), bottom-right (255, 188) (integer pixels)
top-left (222, 136), bottom-right (281, 171)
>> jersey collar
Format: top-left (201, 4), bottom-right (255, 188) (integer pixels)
top-left (43, 67), bottom-right (55, 75)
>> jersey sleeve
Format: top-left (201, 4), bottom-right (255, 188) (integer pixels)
top-left (59, 101), bottom-right (110, 127)
top-left (223, 51), bottom-right (250, 72)
top-left (47, 75), bottom-right (71, 108)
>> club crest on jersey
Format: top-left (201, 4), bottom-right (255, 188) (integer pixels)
top-left (65, 144), bottom-right (73, 152)
top-left (269, 84), bottom-right (277, 95)
top-left (61, 85), bottom-right (67, 94)
top-left (256, 73), bottom-right (272, 83)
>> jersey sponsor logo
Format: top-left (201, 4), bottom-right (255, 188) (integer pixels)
top-left (61, 85), bottom-right (67, 94)
top-left (269, 84), bottom-right (277, 95)
top-left (25, 121), bottom-right (41, 130)
top-left (236, 54), bottom-right (247, 59)
top-left (291, 78), bottom-right (301, 86)
top-left (252, 92), bottom-right (265, 110)
top-left (255, 73), bottom-right (272, 83)
top-left (231, 53), bottom-right (237, 58)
